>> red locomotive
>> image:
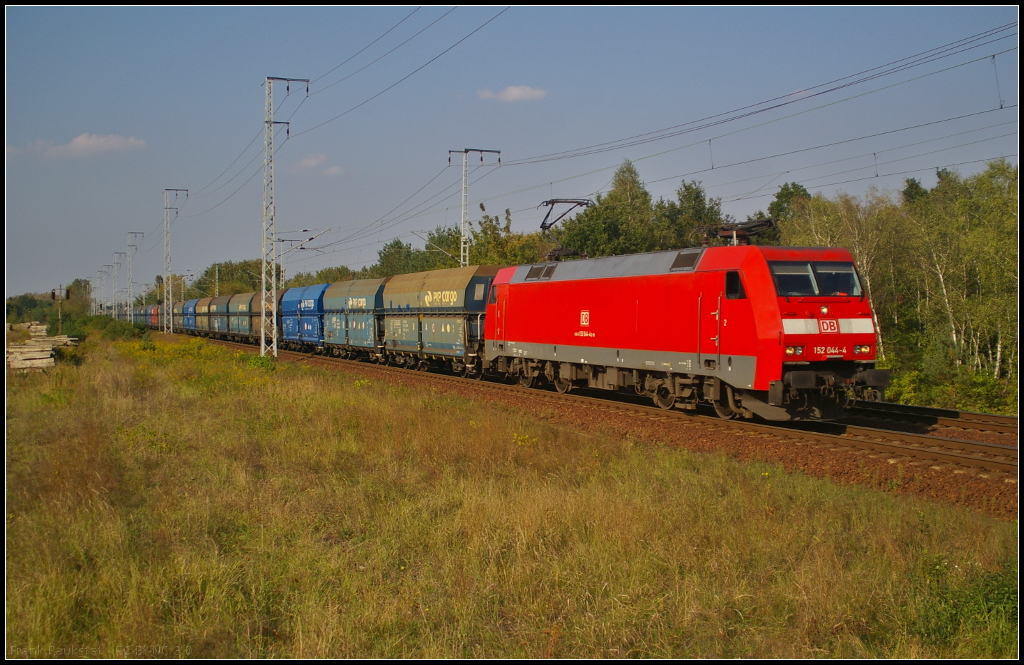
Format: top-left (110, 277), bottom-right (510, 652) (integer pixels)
top-left (482, 244), bottom-right (889, 420)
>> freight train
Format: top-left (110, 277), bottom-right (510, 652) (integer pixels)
top-left (135, 244), bottom-right (890, 421)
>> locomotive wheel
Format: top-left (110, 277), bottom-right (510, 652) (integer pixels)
top-left (553, 378), bottom-right (572, 394)
top-left (713, 400), bottom-right (737, 419)
top-left (653, 386), bottom-right (676, 410)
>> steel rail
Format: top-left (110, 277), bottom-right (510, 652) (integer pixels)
top-left (848, 400), bottom-right (1017, 434)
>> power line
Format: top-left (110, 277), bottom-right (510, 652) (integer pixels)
top-left (291, 7), bottom-right (510, 139)
top-left (191, 128), bottom-right (264, 197)
top-left (311, 7), bottom-right (423, 84)
top-left (425, 74), bottom-right (1020, 216)
top-left (311, 7), bottom-right (457, 96)
top-left (503, 22), bottom-right (1017, 166)
top-left (322, 172), bottom-right (468, 249)
top-left (189, 93), bottom-right (309, 201)
top-left (772, 133), bottom-right (1017, 188)
top-left (322, 165), bottom-right (500, 251)
top-left (322, 165), bottom-right (451, 249)
top-left (722, 154), bottom-right (1017, 203)
top-left (182, 8), bottom-right (502, 223)
top-left (700, 131), bottom-right (1017, 201)
top-left (319, 108), bottom-right (1018, 257)
top-left (509, 43), bottom-right (1019, 173)
top-left (646, 106), bottom-right (1018, 186)
top-left (297, 41), bottom-right (1020, 255)
top-left (190, 137), bottom-right (267, 199)
top-left (666, 118), bottom-right (1017, 195)
top-left (292, 150), bottom-right (1019, 271)
top-left (182, 126), bottom-right (289, 219)
top-left (184, 11), bottom-right (425, 200)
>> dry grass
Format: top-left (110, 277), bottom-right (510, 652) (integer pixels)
top-left (6, 335), bottom-right (1017, 658)
top-left (6, 328), bottom-right (33, 346)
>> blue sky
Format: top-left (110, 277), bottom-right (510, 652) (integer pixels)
top-left (6, 7), bottom-right (1018, 297)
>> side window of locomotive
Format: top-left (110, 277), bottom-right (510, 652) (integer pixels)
top-left (725, 271), bottom-right (746, 300)
top-left (812, 262), bottom-right (863, 297)
top-left (769, 261), bottom-right (819, 296)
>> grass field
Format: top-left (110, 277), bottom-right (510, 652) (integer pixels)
top-left (6, 335), bottom-right (1017, 658)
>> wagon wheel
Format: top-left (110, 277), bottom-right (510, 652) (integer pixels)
top-left (653, 386), bottom-right (676, 410)
top-left (520, 374), bottom-right (535, 388)
top-left (553, 378), bottom-right (573, 394)
top-left (417, 360), bottom-right (430, 372)
top-left (713, 400), bottom-right (737, 420)
top-left (458, 362), bottom-right (474, 378)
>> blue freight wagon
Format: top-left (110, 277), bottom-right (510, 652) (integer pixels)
top-left (172, 301), bottom-right (185, 331)
top-left (183, 299), bottom-right (199, 333)
top-left (209, 296), bottom-right (232, 337)
top-left (228, 292), bottom-right (256, 340)
top-left (323, 278), bottom-right (390, 359)
top-left (281, 284), bottom-right (329, 351)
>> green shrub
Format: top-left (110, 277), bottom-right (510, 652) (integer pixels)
top-left (246, 354), bottom-right (276, 372)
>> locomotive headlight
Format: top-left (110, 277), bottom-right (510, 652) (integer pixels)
top-left (820, 306), bottom-right (830, 315)
top-left (785, 346), bottom-right (804, 356)
top-left (856, 345), bottom-right (871, 354)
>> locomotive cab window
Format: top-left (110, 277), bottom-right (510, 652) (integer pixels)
top-left (725, 271), bottom-right (746, 299)
top-left (769, 261), bottom-right (863, 297)
top-left (814, 262), bottom-right (863, 297)
top-left (488, 285), bottom-right (498, 304)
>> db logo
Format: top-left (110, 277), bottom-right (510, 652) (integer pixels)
top-left (818, 319), bottom-right (839, 334)
top-left (580, 310), bottom-right (590, 327)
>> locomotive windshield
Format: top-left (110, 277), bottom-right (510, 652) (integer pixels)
top-left (769, 261), bottom-right (863, 297)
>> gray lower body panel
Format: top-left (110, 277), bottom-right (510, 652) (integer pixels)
top-left (489, 340), bottom-right (757, 389)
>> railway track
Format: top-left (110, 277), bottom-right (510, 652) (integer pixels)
top-left (847, 400), bottom-right (1017, 435)
top-left (208, 338), bottom-right (1018, 478)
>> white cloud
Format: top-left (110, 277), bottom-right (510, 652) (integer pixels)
top-left (31, 133), bottom-right (146, 159)
top-left (296, 153), bottom-right (327, 170)
top-left (290, 153), bottom-right (342, 176)
top-left (478, 85), bottom-right (547, 102)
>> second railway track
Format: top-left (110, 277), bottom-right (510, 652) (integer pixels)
top-left (847, 400), bottom-right (1017, 435)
